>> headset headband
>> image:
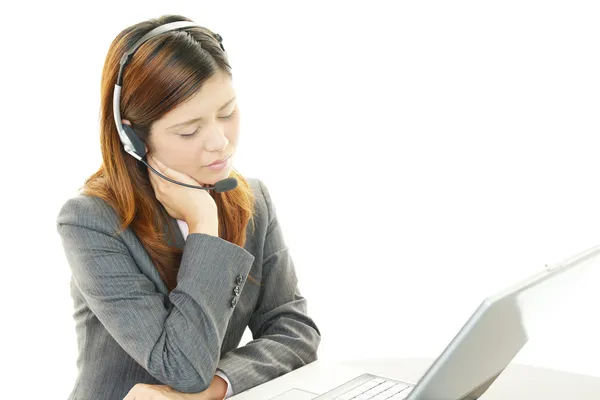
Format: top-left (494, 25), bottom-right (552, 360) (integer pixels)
top-left (116, 21), bottom-right (200, 86)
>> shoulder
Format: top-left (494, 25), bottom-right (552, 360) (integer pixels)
top-left (56, 178), bottom-right (276, 232)
top-left (56, 193), bottom-right (121, 234)
top-left (246, 177), bottom-right (276, 225)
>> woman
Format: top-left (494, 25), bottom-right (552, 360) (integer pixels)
top-left (57, 14), bottom-right (321, 400)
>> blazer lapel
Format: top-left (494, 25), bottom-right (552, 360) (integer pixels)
top-left (164, 214), bottom-right (185, 250)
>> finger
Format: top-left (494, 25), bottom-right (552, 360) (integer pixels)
top-left (148, 169), bottom-right (161, 194)
top-left (149, 157), bottom-right (178, 187)
top-left (152, 156), bottom-right (169, 175)
top-left (147, 154), bottom-right (162, 174)
top-left (148, 164), bottom-right (158, 183)
top-left (147, 158), bottom-right (159, 186)
top-left (148, 158), bottom-right (166, 187)
top-left (153, 157), bottom-right (198, 185)
top-left (149, 156), bottom-right (204, 189)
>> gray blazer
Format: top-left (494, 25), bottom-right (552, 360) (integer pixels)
top-left (56, 177), bottom-right (321, 400)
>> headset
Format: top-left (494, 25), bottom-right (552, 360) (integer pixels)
top-left (113, 21), bottom-right (237, 193)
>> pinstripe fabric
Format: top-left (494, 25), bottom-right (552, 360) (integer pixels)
top-left (57, 178), bottom-right (321, 400)
top-left (176, 218), bottom-right (233, 399)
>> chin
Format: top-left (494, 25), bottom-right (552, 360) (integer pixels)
top-left (198, 168), bottom-right (232, 185)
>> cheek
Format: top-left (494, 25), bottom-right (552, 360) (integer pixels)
top-left (174, 141), bottom-right (202, 165)
top-left (225, 120), bottom-right (240, 144)
top-left (151, 137), bottom-right (197, 167)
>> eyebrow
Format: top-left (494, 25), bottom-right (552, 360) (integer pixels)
top-left (167, 96), bottom-right (236, 130)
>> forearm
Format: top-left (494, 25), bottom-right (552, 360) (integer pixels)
top-left (217, 322), bottom-right (320, 394)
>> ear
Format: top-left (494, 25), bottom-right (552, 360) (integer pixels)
top-left (122, 119), bottom-right (131, 126)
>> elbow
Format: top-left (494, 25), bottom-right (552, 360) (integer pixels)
top-left (149, 363), bottom-right (213, 393)
top-left (304, 349), bottom-right (319, 366)
top-left (302, 325), bottom-right (322, 365)
top-left (168, 379), bottom-right (211, 394)
top-left (147, 343), bottom-right (217, 393)
top-left (153, 367), bottom-right (213, 393)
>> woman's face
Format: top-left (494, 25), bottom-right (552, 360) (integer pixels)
top-left (144, 70), bottom-right (240, 186)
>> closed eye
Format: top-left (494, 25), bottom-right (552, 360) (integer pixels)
top-left (179, 110), bottom-right (237, 139)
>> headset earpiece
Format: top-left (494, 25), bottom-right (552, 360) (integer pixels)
top-left (122, 124), bottom-right (147, 158)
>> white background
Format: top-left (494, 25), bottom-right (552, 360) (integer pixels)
top-left (2, 1), bottom-right (600, 398)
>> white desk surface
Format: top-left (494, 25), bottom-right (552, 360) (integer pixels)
top-left (338, 357), bottom-right (600, 399)
top-left (231, 357), bottom-right (600, 399)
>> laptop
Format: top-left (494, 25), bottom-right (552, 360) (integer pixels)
top-left (238, 242), bottom-right (598, 400)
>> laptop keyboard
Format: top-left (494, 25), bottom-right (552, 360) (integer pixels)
top-left (333, 377), bottom-right (414, 400)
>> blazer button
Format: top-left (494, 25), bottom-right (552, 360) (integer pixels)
top-left (236, 274), bottom-right (244, 285)
top-left (233, 285), bottom-right (241, 296)
top-left (230, 297), bottom-right (238, 308)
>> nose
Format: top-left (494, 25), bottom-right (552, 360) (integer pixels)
top-left (204, 125), bottom-right (229, 152)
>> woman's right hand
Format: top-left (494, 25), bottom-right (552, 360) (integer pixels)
top-left (147, 155), bottom-right (219, 236)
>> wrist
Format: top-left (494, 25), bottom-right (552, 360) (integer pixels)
top-left (188, 224), bottom-right (219, 236)
top-left (210, 374), bottom-right (228, 400)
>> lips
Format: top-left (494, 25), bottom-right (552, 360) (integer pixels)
top-left (206, 154), bottom-right (230, 167)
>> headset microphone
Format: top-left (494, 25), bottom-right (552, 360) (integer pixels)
top-left (112, 20), bottom-right (238, 193)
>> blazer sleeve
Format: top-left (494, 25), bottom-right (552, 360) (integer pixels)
top-left (56, 195), bottom-right (256, 393)
top-left (216, 179), bottom-right (321, 395)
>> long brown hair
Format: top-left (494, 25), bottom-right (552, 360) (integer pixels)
top-left (83, 14), bottom-right (258, 292)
